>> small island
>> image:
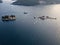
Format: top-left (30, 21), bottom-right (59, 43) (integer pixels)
top-left (0, 0), bottom-right (2, 3)
top-left (12, 0), bottom-right (60, 6)
top-left (12, 0), bottom-right (39, 6)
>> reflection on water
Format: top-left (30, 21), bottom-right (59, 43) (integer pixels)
top-left (0, 2), bottom-right (60, 45)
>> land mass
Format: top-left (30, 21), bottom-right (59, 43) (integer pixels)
top-left (0, 0), bottom-right (2, 3)
top-left (40, 0), bottom-right (60, 4)
top-left (12, 0), bottom-right (60, 6)
top-left (12, 0), bottom-right (39, 6)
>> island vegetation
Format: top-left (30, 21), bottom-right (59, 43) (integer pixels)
top-left (12, 0), bottom-right (60, 6)
top-left (12, 0), bottom-right (39, 6)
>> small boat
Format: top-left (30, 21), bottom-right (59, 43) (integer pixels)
top-left (10, 15), bottom-right (16, 20)
top-left (24, 12), bottom-right (28, 14)
top-left (34, 16), bottom-right (45, 20)
top-left (34, 17), bottom-right (36, 19)
top-left (2, 15), bottom-right (16, 21)
top-left (33, 16), bottom-right (56, 20)
top-left (2, 15), bottom-right (9, 21)
top-left (46, 16), bottom-right (56, 20)
top-left (38, 16), bottom-right (45, 20)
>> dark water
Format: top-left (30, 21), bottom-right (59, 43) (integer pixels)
top-left (0, 1), bottom-right (60, 45)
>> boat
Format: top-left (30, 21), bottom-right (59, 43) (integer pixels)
top-left (46, 16), bottom-right (56, 20)
top-left (38, 16), bottom-right (45, 20)
top-left (2, 15), bottom-right (9, 21)
top-left (10, 15), bottom-right (16, 20)
top-left (34, 17), bottom-right (36, 19)
top-left (2, 15), bottom-right (16, 21)
top-left (24, 12), bottom-right (28, 14)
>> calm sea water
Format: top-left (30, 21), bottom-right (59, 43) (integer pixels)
top-left (0, 2), bottom-right (60, 45)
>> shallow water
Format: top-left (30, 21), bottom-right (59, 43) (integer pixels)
top-left (0, 2), bottom-right (60, 45)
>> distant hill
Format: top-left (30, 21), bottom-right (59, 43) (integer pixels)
top-left (12, 0), bottom-right (39, 6)
top-left (12, 0), bottom-right (60, 6)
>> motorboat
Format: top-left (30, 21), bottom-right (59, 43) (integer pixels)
top-left (10, 15), bottom-right (16, 20)
top-left (38, 16), bottom-right (45, 20)
top-left (2, 15), bottom-right (9, 21)
top-left (33, 16), bottom-right (56, 20)
top-left (2, 15), bottom-right (16, 21)
top-left (24, 12), bottom-right (28, 14)
top-left (46, 16), bottom-right (56, 20)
